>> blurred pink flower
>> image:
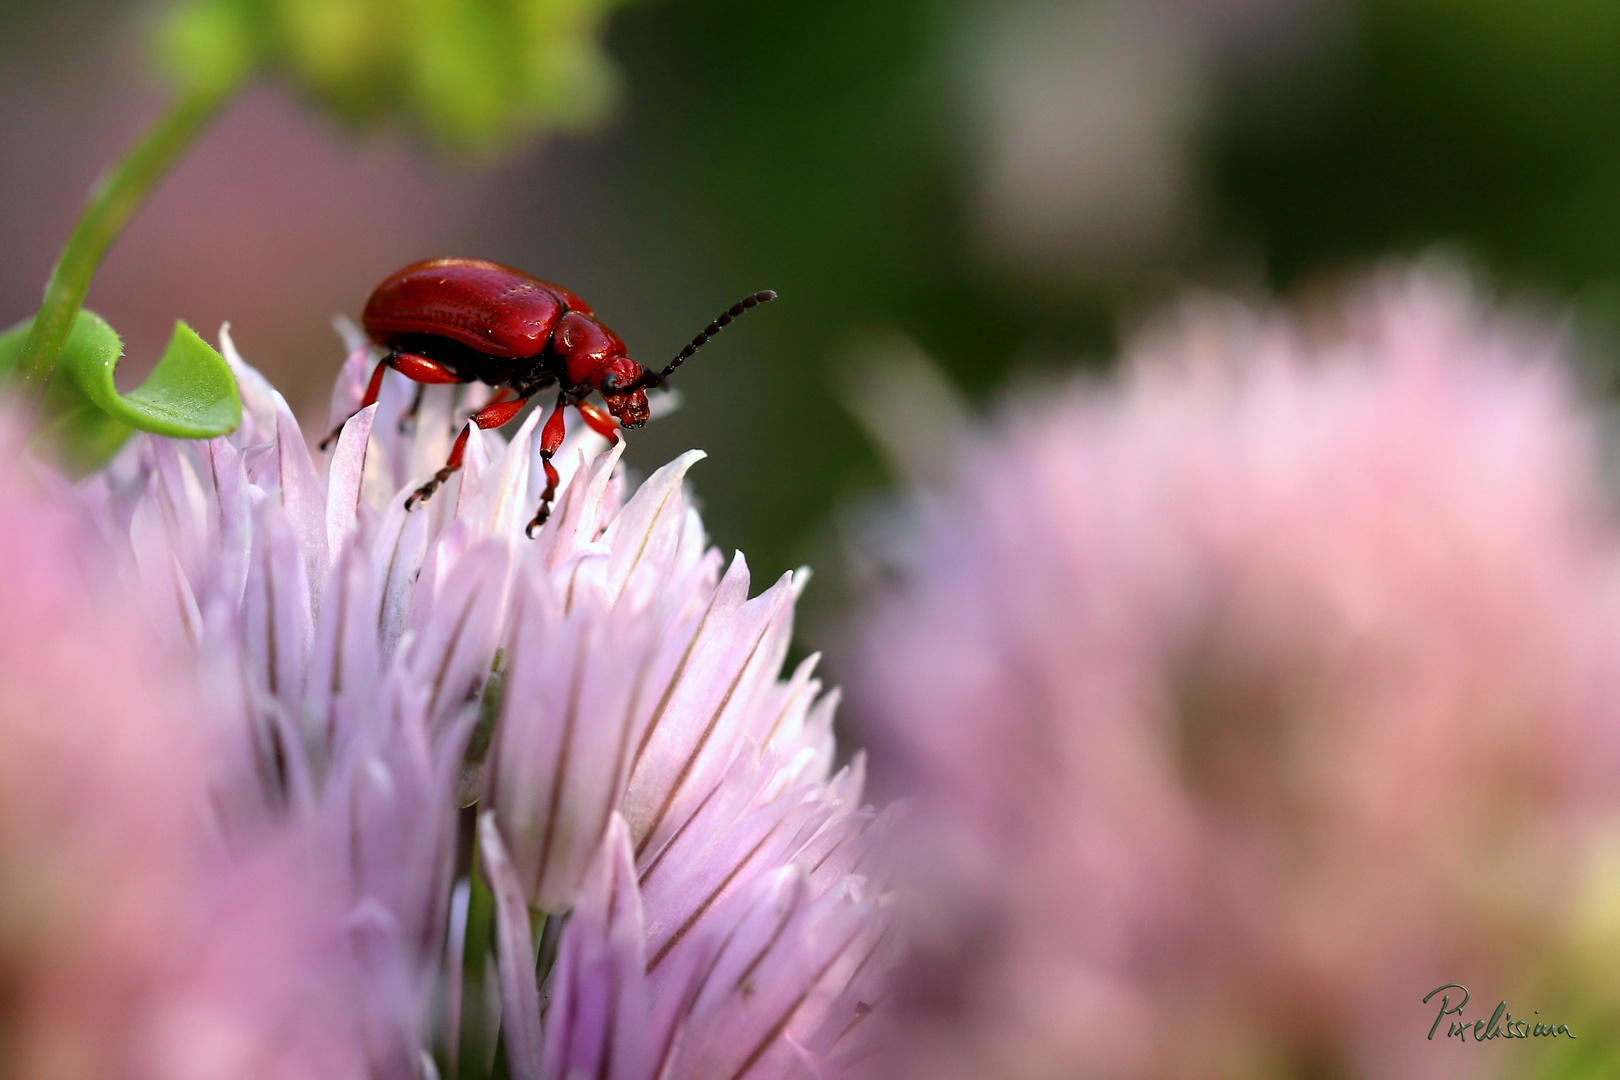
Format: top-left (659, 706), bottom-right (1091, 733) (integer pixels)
top-left (854, 272), bottom-right (1620, 1080)
top-left (0, 414), bottom-right (371, 1080)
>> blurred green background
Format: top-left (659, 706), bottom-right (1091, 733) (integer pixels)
top-left (6, 0), bottom-right (1620, 644)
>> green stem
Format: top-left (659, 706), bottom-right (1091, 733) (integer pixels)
top-left (459, 862), bottom-right (496, 1080)
top-left (535, 911), bottom-right (563, 986)
top-left (17, 79), bottom-right (242, 392)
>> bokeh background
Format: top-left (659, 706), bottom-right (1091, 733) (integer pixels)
top-left (6, 0), bottom-right (1620, 647)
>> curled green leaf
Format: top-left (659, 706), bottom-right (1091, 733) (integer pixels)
top-left (0, 310), bottom-right (241, 473)
top-left (66, 318), bottom-right (242, 438)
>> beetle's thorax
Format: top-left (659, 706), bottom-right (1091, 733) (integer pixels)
top-left (551, 312), bottom-right (621, 384)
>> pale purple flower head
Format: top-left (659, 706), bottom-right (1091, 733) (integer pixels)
top-left (41, 318), bottom-right (895, 1079)
top-left (854, 272), bottom-right (1620, 1080)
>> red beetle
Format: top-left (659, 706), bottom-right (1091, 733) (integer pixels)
top-left (325, 258), bottom-right (775, 536)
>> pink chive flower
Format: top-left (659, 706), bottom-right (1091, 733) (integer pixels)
top-left (64, 318), bottom-right (891, 1079)
top-left (853, 271), bottom-right (1620, 1080)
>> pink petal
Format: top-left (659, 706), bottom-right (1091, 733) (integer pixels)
top-left (479, 812), bottom-right (543, 1080)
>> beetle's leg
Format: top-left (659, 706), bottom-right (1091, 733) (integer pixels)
top-left (464, 387), bottom-right (514, 427)
top-left (320, 358), bottom-right (391, 450)
top-left (574, 398), bottom-right (620, 444)
top-left (322, 351), bottom-right (463, 449)
top-left (361, 358), bottom-right (392, 407)
top-left (397, 383), bottom-right (427, 434)
top-left (405, 427), bottom-right (469, 510)
top-left (470, 393), bottom-right (527, 431)
top-left (525, 392), bottom-right (571, 538)
top-left (404, 394), bottom-right (530, 510)
top-left (390, 351), bottom-right (463, 386)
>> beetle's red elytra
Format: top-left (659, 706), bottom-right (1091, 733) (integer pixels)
top-left (324, 258), bottom-right (776, 536)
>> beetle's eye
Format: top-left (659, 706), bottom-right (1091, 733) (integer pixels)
top-left (600, 358), bottom-right (643, 396)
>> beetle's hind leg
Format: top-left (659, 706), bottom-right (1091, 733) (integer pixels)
top-left (321, 350), bottom-right (463, 450)
top-left (320, 357), bottom-right (390, 450)
top-left (404, 393), bottom-right (528, 510)
top-left (525, 392), bottom-right (572, 538)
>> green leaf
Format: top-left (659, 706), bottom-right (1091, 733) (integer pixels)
top-left (65, 318), bottom-right (242, 439)
top-left (153, 0), bottom-right (264, 97)
top-left (0, 310), bottom-right (241, 473)
top-left (155, 0), bottom-right (628, 153)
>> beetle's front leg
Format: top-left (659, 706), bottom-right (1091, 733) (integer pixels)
top-left (525, 392), bottom-right (571, 538)
top-left (575, 398), bottom-right (620, 443)
top-left (405, 392), bottom-right (529, 510)
top-left (461, 387), bottom-right (514, 429)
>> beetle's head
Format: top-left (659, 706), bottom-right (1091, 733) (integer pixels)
top-left (599, 358), bottom-right (651, 428)
top-left (603, 388), bottom-right (650, 428)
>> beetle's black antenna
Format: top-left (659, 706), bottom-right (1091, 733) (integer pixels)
top-left (643, 290), bottom-right (777, 388)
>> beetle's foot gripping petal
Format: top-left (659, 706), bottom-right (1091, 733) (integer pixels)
top-left (404, 466), bottom-right (454, 511)
top-left (523, 502), bottom-right (550, 539)
top-left (523, 473), bottom-right (559, 539)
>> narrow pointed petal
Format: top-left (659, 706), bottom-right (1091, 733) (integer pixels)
top-left (325, 403), bottom-right (377, 563)
top-left (491, 564), bottom-right (653, 911)
top-left (671, 870), bottom-right (881, 1080)
top-left (327, 317), bottom-right (374, 432)
top-left (643, 777), bottom-right (838, 981)
top-left (220, 322), bottom-right (285, 446)
top-left (396, 385), bottom-right (460, 498)
top-left (203, 435), bottom-right (252, 605)
top-left (302, 536), bottom-right (381, 777)
top-left (148, 435), bottom-right (212, 587)
top-left (625, 562), bottom-right (800, 859)
top-left (533, 439), bottom-right (626, 568)
top-left (450, 423), bottom-right (495, 522)
top-left (541, 815), bottom-right (649, 1080)
top-left (371, 490), bottom-right (433, 661)
top-left (600, 449), bottom-right (706, 604)
top-left (460, 407), bottom-right (540, 538)
top-left (242, 495), bottom-right (315, 713)
top-left (405, 539), bottom-right (514, 737)
top-left (275, 402), bottom-right (330, 607)
top-left (479, 813), bottom-right (543, 1080)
